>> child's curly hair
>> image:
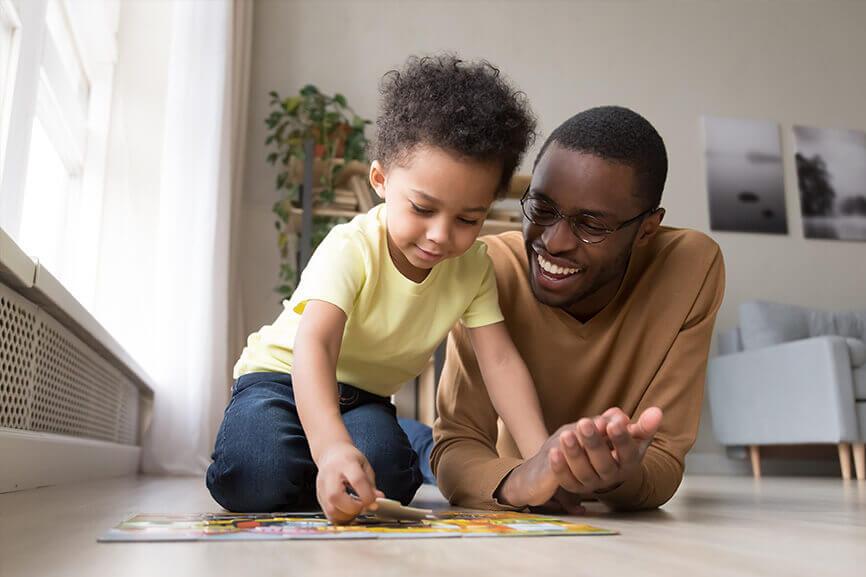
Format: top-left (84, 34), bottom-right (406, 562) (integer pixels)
top-left (373, 54), bottom-right (536, 196)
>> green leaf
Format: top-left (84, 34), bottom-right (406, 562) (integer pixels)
top-left (300, 84), bottom-right (319, 97)
top-left (283, 96), bottom-right (302, 114)
top-left (334, 93), bottom-right (347, 107)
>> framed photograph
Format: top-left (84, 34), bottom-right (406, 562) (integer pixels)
top-left (793, 125), bottom-right (866, 242)
top-left (703, 116), bottom-right (788, 234)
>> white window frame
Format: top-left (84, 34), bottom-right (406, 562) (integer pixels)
top-left (0, 0), bottom-right (118, 306)
top-left (0, 0), bottom-right (22, 179)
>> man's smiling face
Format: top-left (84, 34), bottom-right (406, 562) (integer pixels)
top-left (523, 143), bottom-right (659, 320)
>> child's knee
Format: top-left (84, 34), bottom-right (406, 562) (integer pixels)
top-left (206, 457), bottom-right (313, 512)
top-left (359, 441), bottom-right (423, 505)
top-left (375, 462), bottom-right (423, 505)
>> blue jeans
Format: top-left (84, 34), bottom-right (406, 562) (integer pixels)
top-left (206, 372), bottom-right (423, 512)
top-left (397, 417), bottom-right (436, 485)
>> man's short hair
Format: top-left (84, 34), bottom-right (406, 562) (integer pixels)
top-left (535, 106), bottom-right (668, 208)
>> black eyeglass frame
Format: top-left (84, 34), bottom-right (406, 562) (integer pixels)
top-left (520, 188), bottom-right (657, 245)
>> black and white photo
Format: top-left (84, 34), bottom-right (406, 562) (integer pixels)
top-left (793, 125), bottom-right (866, 242)
top-left (703, 116), bottom-right (788, 234)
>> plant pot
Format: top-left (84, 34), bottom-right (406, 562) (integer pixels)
top-left (311, 122), bottom-right (352, 159)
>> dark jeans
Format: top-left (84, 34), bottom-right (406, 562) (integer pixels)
top-left (206, 372), bottom-right (424, 512)
top-left (397, 417), bottom-right (435, 485)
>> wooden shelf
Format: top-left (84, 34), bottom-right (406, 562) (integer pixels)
top-left (289, 206), bottom-right (360, 219)
top-left (481, 218), bottom-right (521, 235)
top-left (289, 209), bottom-right (520, 235)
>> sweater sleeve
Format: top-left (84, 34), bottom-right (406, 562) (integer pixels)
top-left (431, 321), bottom-right (524, 510)
top-left (595, 246), bottom-right (726, 510)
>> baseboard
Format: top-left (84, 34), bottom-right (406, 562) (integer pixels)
top-left (686, 451), bottom-right (751, 475)
top-left (0, 428), bottom-right (140, 493)
top-left (685, 450), bottom-right (844, 477)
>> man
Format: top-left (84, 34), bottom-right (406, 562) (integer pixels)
top-left (424, 105), bottom-right (724, 512)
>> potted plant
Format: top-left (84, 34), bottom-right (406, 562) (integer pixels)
top-left (265, 84), bottom-right (371, 299)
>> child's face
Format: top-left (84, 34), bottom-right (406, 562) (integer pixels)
top-left (370, 145), bottom-right (501, 280)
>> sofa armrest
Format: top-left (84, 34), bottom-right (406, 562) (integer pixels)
top-left (707, 336), bottom-right (860, 445)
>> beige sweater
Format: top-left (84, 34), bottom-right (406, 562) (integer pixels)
top-left (431, 227), bottom-right (725, 511)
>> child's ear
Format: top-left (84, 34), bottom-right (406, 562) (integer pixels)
top-left (369, 161), bottom-right (387, 200)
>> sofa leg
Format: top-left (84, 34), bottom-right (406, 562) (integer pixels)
top-left (838, 443), bottom-right (852, 480)
top-left (853, 443), bottom-right (865, 481)
top-left (749, 445), bottom-right (761, 479)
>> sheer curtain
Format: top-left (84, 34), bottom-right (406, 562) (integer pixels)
top-left (96, 0), bottom-right (252, 475)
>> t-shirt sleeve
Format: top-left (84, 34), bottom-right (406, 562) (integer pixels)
top-left (289, 225), bottom-right (366, 317)
top-left (460, 251), bottom-right (505, 328)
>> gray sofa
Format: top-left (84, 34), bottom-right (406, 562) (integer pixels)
top-left (707, 300), bottom-right (866, 480)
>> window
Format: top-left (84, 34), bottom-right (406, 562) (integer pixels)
top-left (18, 0), bottom-right (88, 276)
top-left (1, 0), bottom-right (118, 302)
top-left (0, 0), bottom-right (21, 176)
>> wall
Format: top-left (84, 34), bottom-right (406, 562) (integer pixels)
top-left (239, 0), bottom-right (866, 472)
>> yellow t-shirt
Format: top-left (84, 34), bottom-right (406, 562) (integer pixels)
top-left (233, 204), bottom-right (504, 396)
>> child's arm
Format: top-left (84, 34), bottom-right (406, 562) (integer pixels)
top-left (293, 299), bottom-right (380, 523)
top-left (467, 321), bottom-right (548, 458)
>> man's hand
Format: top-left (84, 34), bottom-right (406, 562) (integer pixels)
top-left (315, 442), bottom-right (382, 524)
top-left (549, 406), bottom-right (663, 495)
top-left (530, 488), bottom-right (587, 516)
top-left (495, 407), bottom-right (663, 509)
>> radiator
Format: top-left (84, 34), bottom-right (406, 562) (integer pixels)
top-left (0, 282), bottom-right (139, 445)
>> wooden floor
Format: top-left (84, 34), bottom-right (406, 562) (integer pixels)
top-left (0, 475), bottom-right (864, 577)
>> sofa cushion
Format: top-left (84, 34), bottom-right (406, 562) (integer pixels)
top-left (853, 365), bottom-right (866, 400)
top-left (848, 338), bottom-right (866, 368)
top-left (717, 327), bottom-right (743, 355)
top-left (807, 309), bottom-right (837, 337)
top-left (739, 301), bottom-right (810, 350)
top-left (836, 311), bottom-right (866, 343)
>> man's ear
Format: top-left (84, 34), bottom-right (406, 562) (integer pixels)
top-left (635, 208), bottom-right (665, 247)
top-left (369, 160), bottom-right (387, 200)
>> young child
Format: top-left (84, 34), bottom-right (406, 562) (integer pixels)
top-left (207, 55), bottom-right (545, 523)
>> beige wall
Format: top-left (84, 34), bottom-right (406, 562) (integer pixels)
top-left (240, 0), bottom-right (866, 469)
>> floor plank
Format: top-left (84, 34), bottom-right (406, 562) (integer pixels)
top-left (0, 475), bottom-right (864, 577)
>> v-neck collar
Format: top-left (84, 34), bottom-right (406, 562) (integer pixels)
top-left (529, 242), bottom-right (646, 338)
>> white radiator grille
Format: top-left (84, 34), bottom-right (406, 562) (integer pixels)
top-left (0, 291), bottom-right (36, 429)
top-left (0, 283), bottom-right (139, 445)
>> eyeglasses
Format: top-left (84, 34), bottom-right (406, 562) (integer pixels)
top-left (520, 189), bottom-right (656, 245)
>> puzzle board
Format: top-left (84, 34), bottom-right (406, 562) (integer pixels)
top-left (99, 511), bottom-right (616, 541)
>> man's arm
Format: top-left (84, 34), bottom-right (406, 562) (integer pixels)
top-left (591, 247), bottom-right (726, 510)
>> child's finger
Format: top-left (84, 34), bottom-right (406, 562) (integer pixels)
top-left (362, 458), bottom-right (378, 492)
top-left (330, 487), bottom-right (364, 521)
top-left (345, 467), bottom-right (377, 509)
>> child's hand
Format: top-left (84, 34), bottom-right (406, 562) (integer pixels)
top-left (315, 442), bottom-right (382, 524)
